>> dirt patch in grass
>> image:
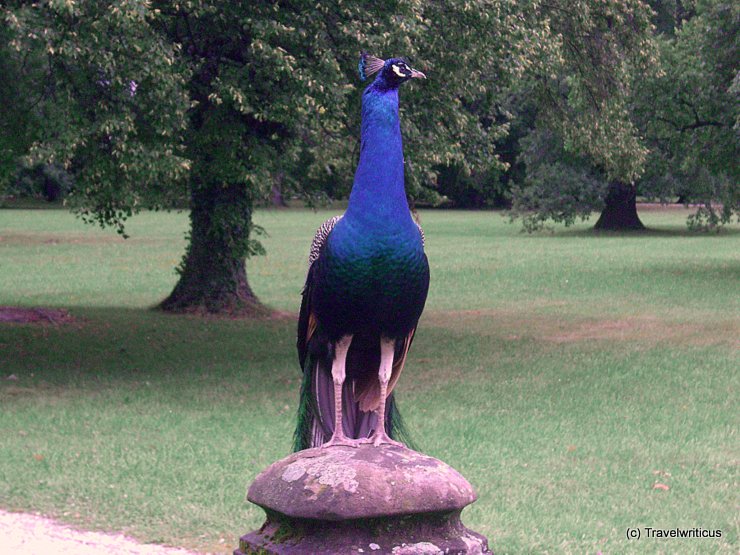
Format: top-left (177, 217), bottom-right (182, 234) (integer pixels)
top-left (154, 298), bottom-right (297, 321)
top-left (544, 316), bottom-right (737, 348)
top-left (0, 307), bottom-right (75, 325)
top-left (427, 309), bottom-right (738, 348)
top-left (543, 317), bottom-right (688, 343)
top-left (0, 232), bottom-right (129, 246)
top-left (156, 304), bottom-right (293, 321)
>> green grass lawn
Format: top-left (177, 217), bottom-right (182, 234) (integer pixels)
top-left (1, 206), bottom-right (738, 554)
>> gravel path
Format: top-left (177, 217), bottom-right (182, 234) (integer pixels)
top-left (0, 510), bottom-right (201, 555)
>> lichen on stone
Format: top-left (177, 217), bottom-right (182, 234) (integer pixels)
top-left (281, 461), bottom-right (306, 482)
top-left (461, 533), bottom-right (486, 554)
top-left (315, 463), bottom-right (359, 492)
top-left (391, 541), bottom-right (444, 554)
top-left (282, 450), bottom-right (360, 494)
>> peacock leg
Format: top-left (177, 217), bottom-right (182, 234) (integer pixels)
top-left (322, 334), bottom-right (364, 448)
top-left (371, 338), bottom-right (404, 447)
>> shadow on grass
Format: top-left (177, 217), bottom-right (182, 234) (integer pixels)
top-left (0, 199), bottom-right (65, 210)
top-left (0, 306), bottom-right (299, 391)
top-left (622, 259), bottom-right (740, 283)
top-left (535, 225), bottom-right (740, 239)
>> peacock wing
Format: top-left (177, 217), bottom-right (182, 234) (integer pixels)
top-left (297, 215), bottom-right (343, 370)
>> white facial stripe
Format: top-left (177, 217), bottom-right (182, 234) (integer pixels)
top-left (392, 64), bottom-right (406, 78)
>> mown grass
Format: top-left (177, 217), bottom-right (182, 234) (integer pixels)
top-left (0, 207), bottom-right (738, 554)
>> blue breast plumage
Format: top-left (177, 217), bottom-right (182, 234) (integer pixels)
top-left (308, 70), bottom-right (429, 341)
top-left (312, 216), bottom-right (428, 341)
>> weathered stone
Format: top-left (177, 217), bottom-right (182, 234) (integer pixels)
top-left (235, 445), bottom-right (491, 555)
top-left (249, 445), bottom-right (476, 521)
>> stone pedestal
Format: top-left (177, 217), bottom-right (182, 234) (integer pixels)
top-left (235, 445), bottom-right (491, 555)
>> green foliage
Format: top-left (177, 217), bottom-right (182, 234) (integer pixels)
top-left (510, 128), bottom-right (609, 232)
top-left (3, 1), bottom-right (191, 235)
top-left (638, 0), bottom-right (739, 230)
top-left (9, 163), bottom-right (73, 201)
top-left (511, 0), bottom-right (738, 231)
top-left (520, 0), bottom-right (657, 181)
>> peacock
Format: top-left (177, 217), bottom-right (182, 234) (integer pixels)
top-left (293, 53), bottom-right (429, 451)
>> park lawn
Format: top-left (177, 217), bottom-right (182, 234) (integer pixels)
top-left (0, 206), bottom-right (738, 554)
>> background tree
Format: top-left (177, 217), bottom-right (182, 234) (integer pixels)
top-left (3, 1), bottom-right (191, 225)
top-left (637, 0), bottom-right (739, 230)
top-left (509, 0), bottom-right (738, 231)
top-left (2, 0), bottom-right (536, 312)
top-left (507, 0), bottom-right (657, 231)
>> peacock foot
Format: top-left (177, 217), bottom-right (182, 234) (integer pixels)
top-left (321, 434), bottom-right (369, 449)
top-left (370, 431), bottom-right (404, 448)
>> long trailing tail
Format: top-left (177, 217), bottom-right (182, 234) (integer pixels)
top-left (293, 355), bottom-right (414, 452)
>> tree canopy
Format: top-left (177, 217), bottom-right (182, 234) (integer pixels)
top-left (509, 0), bottom-right (739, 231)
top-left (2, 0), bottom-right (735, 311)
top-left (638, 0), bottom-right (739, 229)
top-left (4, 1), bottom-right (191, 232)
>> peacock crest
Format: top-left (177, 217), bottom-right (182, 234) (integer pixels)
top-left (358, 52), bottom-right (386, 81)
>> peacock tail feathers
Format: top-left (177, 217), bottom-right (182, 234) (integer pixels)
top-left (292, 352), bottom-right (321, 452)
top-left (292, 349), bottom-right (417, 452)
top-left (387, 395), bottom-right (416, 451)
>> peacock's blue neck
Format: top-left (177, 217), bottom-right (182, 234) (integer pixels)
top-left (344, 83), bottom-right (413, 231)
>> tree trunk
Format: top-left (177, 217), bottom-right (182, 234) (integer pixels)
top-left (594, 181), bottom-right (645, 231)
top-left (271, 184), bottom-right (287, 207)
top-left (271, 172), bottom-right (288, 207)
top-left (42, 176), bottom-right (61, 202)
top-left (159, 180), bottom-right (267, 315)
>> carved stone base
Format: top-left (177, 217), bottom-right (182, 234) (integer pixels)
top-left (234, 445), bottom-right (491, 555)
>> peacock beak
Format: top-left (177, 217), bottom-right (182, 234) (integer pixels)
top-left (409, 68), bottom-right (427, 79)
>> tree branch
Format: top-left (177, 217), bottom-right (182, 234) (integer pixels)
top-left (657, 115), bottom-right (725, 132)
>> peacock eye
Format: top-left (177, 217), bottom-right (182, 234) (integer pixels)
top-left (391, 64), bottom-right (408, 78)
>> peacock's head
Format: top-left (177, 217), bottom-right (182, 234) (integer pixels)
top-left (359, 52), bottom-right (426, 89)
